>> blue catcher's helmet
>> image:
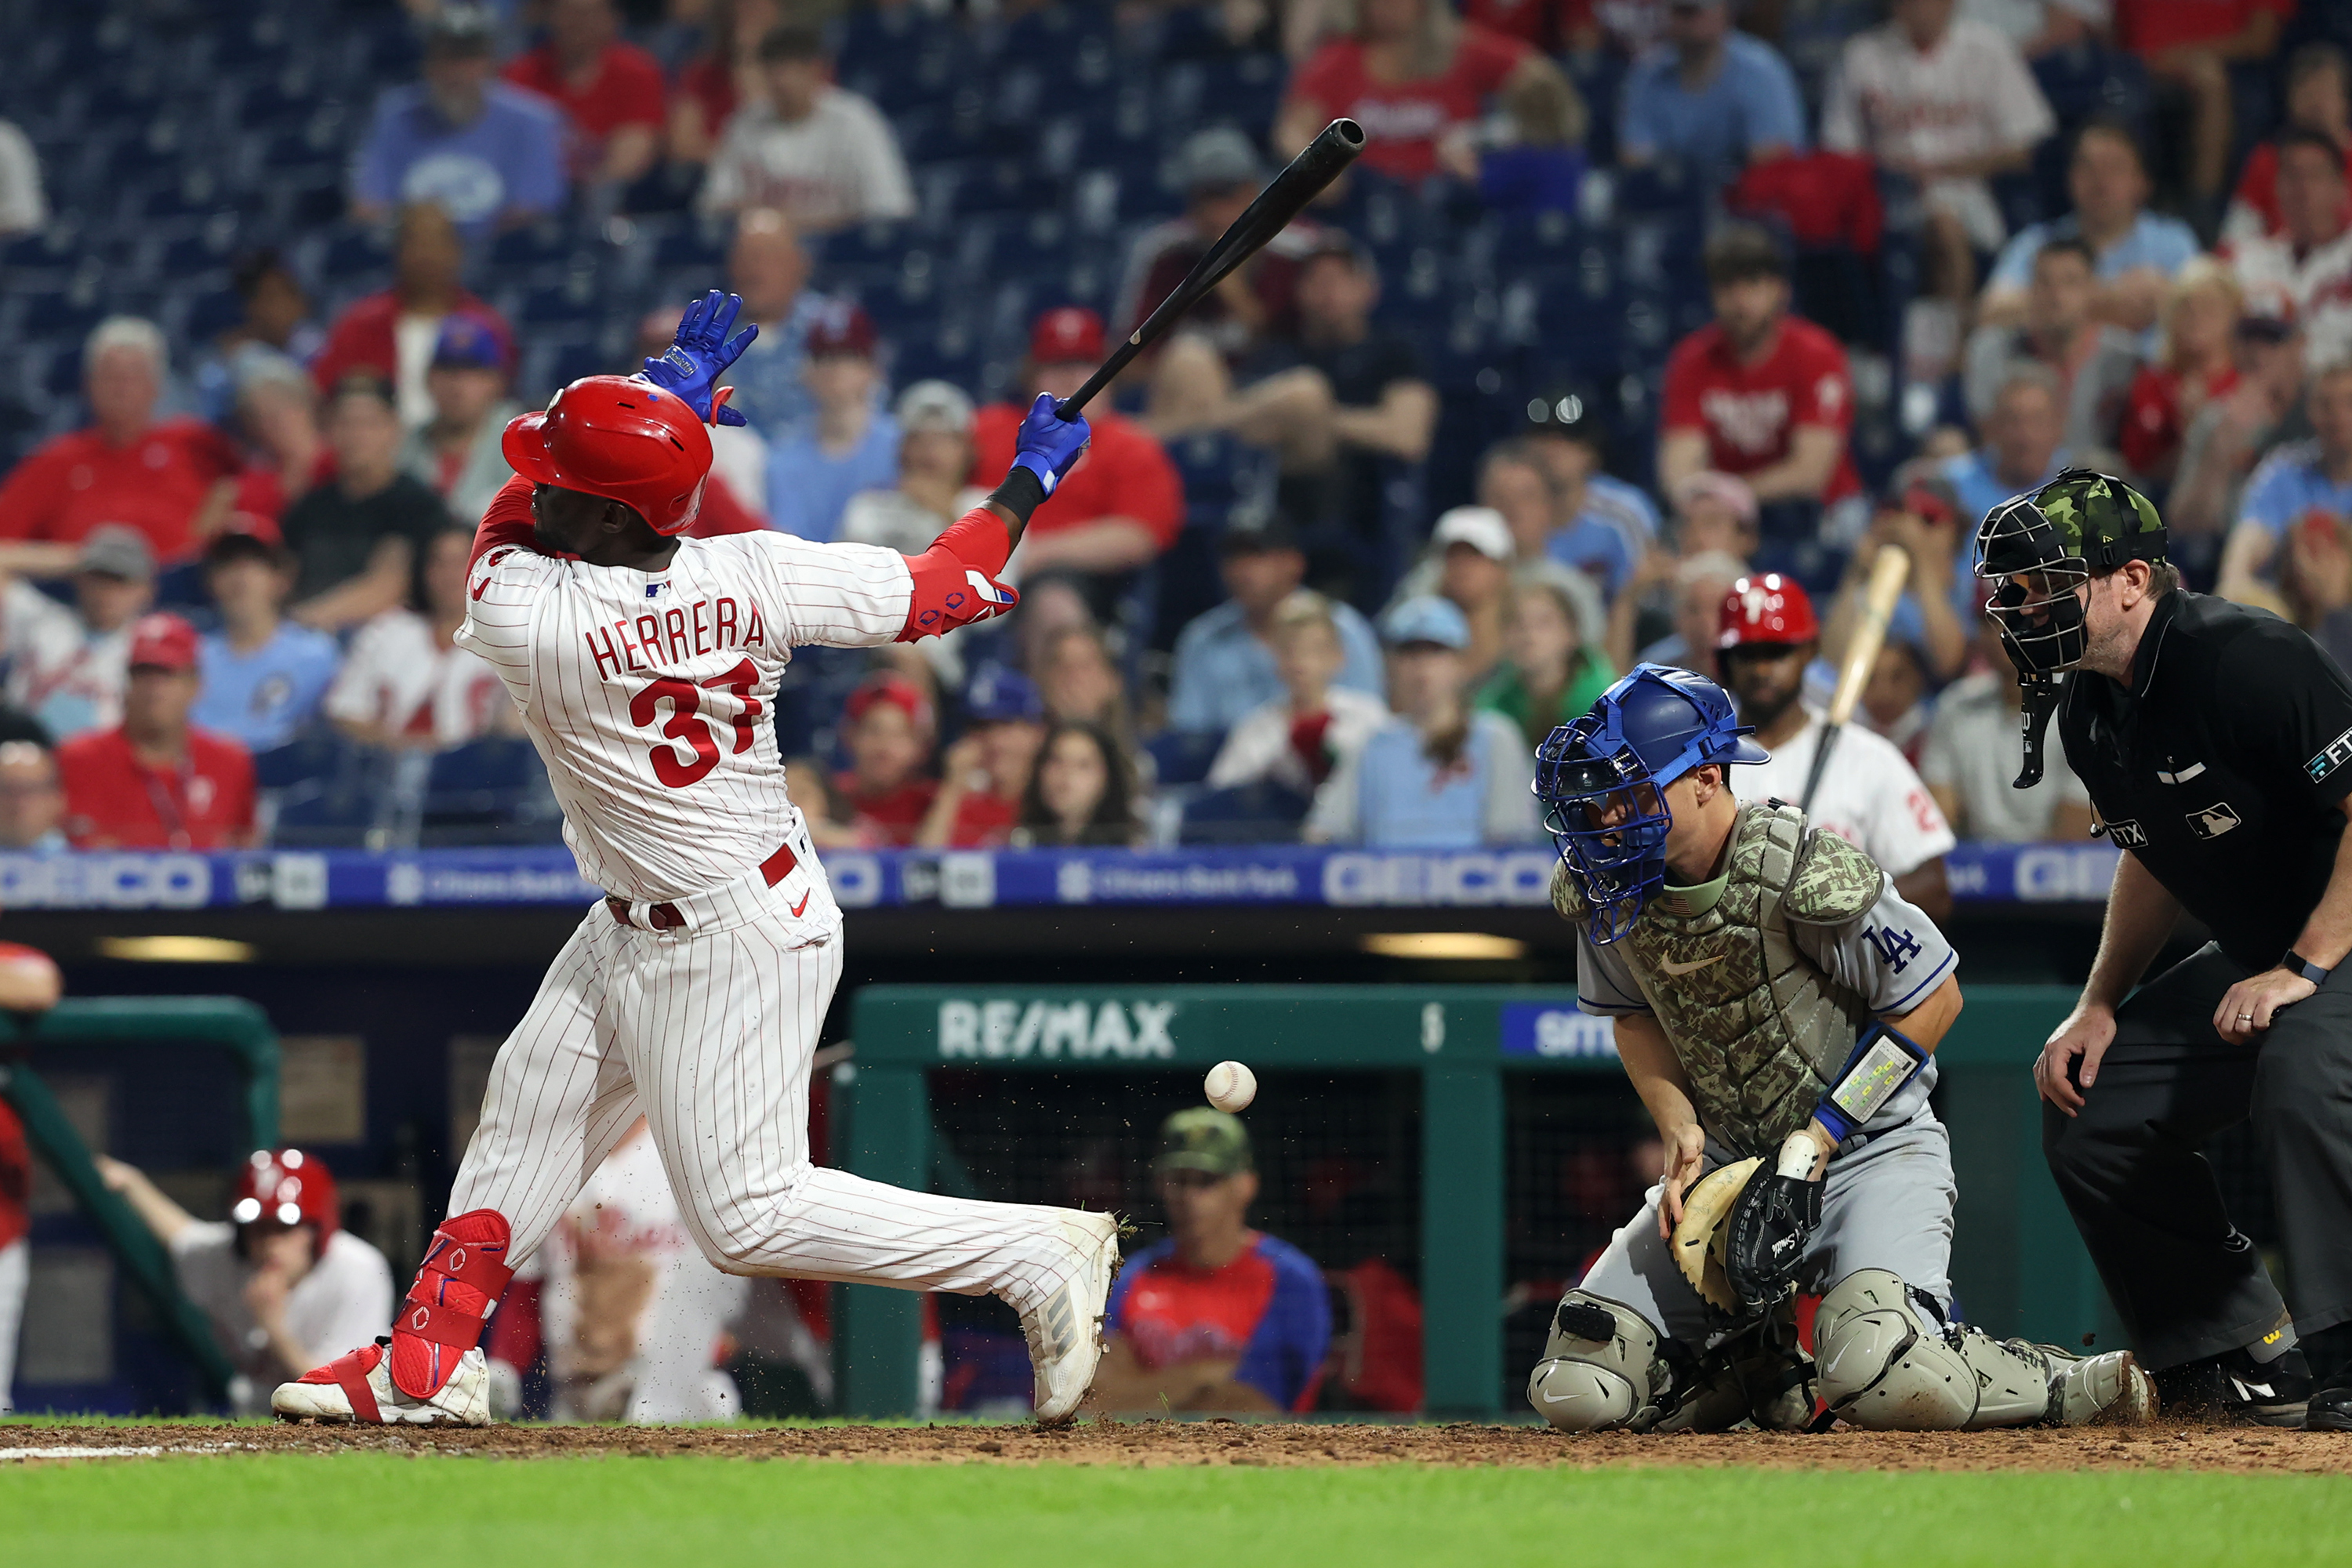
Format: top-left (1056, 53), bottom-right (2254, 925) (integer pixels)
top-left (1534, 663), bottom-right (1769, 944)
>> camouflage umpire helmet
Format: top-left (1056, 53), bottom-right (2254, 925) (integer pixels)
top-left (1973, 467), bottom-right (2166, 676)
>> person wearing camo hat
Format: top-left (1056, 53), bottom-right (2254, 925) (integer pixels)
top-left (1976, 466), bottom-right (2352, 1430)
top-left (1085, 1109), bottom-right (1331, 1416)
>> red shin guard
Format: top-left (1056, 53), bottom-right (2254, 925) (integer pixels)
top-left (390, 1209), bottom-right (515, 1399)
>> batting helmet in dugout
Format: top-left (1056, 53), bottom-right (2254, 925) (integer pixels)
top-left (229, 1146), bottom-right (339, 1246)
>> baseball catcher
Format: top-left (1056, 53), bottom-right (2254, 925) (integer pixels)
top-left (1526, 664), bottom-right (2155, 1432)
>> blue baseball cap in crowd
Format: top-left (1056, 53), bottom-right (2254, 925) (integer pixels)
top-left (1379, 595), bottom-right (1472, 651)
top-left (433, 310), bottom-right (510, 373)
top-left (965, 666), bottom-right (1044, 724)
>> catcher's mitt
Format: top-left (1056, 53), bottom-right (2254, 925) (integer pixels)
top-left (1725, 1163), bottom-right (1821, 1312)
top-left (1671, 1156), bottom-right (1823, 1315)
top-left (1670, 1157), bottom-right (1760, 1314)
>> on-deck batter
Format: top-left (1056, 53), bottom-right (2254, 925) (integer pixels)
top-left (273, 292), bottom-right (1120, 1427)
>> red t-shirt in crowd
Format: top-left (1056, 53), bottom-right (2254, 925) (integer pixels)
top-left (948, 791), bottom-right (1019, 848)
top-left (968, 406), bottom-right (1185, 554)
top-left (57, 726), bottom-right (256, 851)
top-left (1661, 317), bottom-right (1861, 503)
top-left (310, 288), bottom-right (510, 397)
top-left (503, 42), bottom-right (667, 175)
top-left (0, 420), bottom-right (245, 564)
top-left (1287, 26), bottom-right (1530, 183)
top-left (2118, 361), bottom-right (2241, 477)
top-left (2114, 0), bottom-right (2291, 56)
top-left (2230, 137), bottom-right (2352, 238)
top-left (1461, 0), bottom-right (1594, 53)
top-left (678, 55), bottom-right (739, 140)
top-left (835, 775), bottom-right (938, 848)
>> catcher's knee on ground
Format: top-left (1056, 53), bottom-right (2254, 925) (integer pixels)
top-left (1526, 1291), bottom-right (1669, 1432)
top-left (1816, 1269), bottom-right (2049, 1429)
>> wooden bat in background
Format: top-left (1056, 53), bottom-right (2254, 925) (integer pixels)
top-left (1053, 118), bottom-right (1366, 419)
top-left (1798, 545), bottom-right (1911, 818)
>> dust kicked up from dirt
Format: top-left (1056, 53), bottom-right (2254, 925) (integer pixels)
top-left (5, 1417), bottom-right (2352, 1473)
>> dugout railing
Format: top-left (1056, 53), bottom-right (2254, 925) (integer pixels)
top-left (839, 984), bottom-right (2118, 1419)
top-left (0, 998), bottom-right (282, 1404)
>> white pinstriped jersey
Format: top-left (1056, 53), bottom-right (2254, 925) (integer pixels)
top-left (458, 490), bottom-right (913, 904)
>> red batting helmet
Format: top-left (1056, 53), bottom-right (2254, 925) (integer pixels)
top-left (230, 1147), bottom-right (339, 1246)
top-left (503, 376), bottom-right (713, 536)
top-left (1717, 573), bottom-right (1819, 650)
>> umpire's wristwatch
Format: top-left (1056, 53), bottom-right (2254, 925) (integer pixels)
top-left (2284, 949), bottom-right (2332, 985)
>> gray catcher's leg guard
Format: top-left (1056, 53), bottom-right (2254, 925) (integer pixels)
top-left (1527, 1292), bottom-right (1678, 1432)
top-left (1814, 1270), bottom-right (2155, 1430)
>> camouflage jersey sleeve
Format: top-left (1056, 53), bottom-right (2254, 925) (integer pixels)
top-left (1787, 878), bottom-right (1958, 1017)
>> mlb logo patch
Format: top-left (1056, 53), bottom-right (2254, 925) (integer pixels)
top-left (646, 582), bottom-right (664, 598)
top-left (2186, 802), bottom-right (2241, 840)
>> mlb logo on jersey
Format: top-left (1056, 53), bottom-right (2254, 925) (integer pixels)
top-left (646, 582), bottom-right (666, 598)
top-left (2186, 802), bottom-right (2242, 840)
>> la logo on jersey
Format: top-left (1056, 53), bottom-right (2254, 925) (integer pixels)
top-left (585, 594), bottom-right (768, 681)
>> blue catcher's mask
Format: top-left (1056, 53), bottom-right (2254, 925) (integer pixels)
top-left (1534, 663), bottom-right (1770, 944)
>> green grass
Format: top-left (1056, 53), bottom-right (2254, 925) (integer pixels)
top-left (3, 1456), bottom-right (2348, 1567)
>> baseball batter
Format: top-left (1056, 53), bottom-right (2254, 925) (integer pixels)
top-left (1526, 664), bottom-right (2153, 1432)
top-left (273, 293), bottom-right (1120, 1426)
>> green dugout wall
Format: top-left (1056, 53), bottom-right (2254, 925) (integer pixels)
top-left (839, 984), bottom-right (2118, 1418)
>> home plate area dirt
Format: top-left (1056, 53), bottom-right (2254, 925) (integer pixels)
top-left (5, 1419), bottom-right (2351, 1473)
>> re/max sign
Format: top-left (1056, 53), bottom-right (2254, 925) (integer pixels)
top-left (936, 1000), bottom-right (1178, 1060)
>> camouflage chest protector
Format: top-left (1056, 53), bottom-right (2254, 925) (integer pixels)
top-left (1557, 802), bottom-right (1883, 1156)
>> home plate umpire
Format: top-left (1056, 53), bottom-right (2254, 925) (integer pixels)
top-left (1976, 467), bottom-right (2352, 1430)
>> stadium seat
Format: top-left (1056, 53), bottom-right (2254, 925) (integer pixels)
top-left (259, 732), bottom-right (387, 849)
top-left (1179, 781), bottom-right (1309, 844)
top-left (419, 738), bottom-right (564, 847)
top-left (311, 222), bottom-right (394, 285)
top-left (1146, 728), bottom-right (1229, 792)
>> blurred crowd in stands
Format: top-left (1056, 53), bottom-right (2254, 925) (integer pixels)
top-left (0, 0), bottom-right (2345, 856)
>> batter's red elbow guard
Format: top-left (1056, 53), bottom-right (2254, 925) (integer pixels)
top-left (898, 505), bottom-right (1021, 641)
top-left (388, 1209), bottom-right (515, 1400)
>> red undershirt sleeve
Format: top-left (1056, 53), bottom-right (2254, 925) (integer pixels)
top-left (894, 470), bottom-right (1042, 641)
top-left (471, 475), bottom-right (543, 566)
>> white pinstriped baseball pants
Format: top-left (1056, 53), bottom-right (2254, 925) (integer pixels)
top-left (448, 898), bottom-right (1087, 1317)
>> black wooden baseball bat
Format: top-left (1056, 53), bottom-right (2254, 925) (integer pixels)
top-left (1054, 118), bottom-right (1366, 419)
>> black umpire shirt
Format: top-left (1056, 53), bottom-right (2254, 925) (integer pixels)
top-left (2059, 590), bottom-right (2352, 970)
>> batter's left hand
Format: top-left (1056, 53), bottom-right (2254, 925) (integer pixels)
top-left (643, 289), bottom-right (758, 426)
top-left (2216, 967), bottom-right (2315, 1044)
top-left (1011, 393), bottom-right (1091, 495)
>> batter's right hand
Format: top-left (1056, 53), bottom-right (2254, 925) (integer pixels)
top-left (2037, 1004), bottom-right (2117, 1116)
top-left (1657, 1121), bottom-right (1707, 1240)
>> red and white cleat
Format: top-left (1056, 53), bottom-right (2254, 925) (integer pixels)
top-left (1024, 1211), bottom-right (1121, 1425)
top-left (272, 1339), bottom-right (494, 1426)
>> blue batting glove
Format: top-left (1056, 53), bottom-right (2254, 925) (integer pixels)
top-left (1010, 393), bottom-right (1091, 495)
top-left (641, 289), bottom-right (759, 426)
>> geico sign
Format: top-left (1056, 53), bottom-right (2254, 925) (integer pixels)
top-left (1320, 851), bottom-right (1556, 906)
top-left (937, 999), bottom-right (1178, 1060)
top-left (0, 853), bottom-right (213, 909)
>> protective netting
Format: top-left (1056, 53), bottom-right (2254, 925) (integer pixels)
top-left (1501, 1074), bottom-right (1652, 1408)
top-left (924, 1068), bottom-right (1421, 1413)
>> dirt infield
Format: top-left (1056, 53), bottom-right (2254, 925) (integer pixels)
top-left (5, 1417), bottom-right (2351, 1473)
